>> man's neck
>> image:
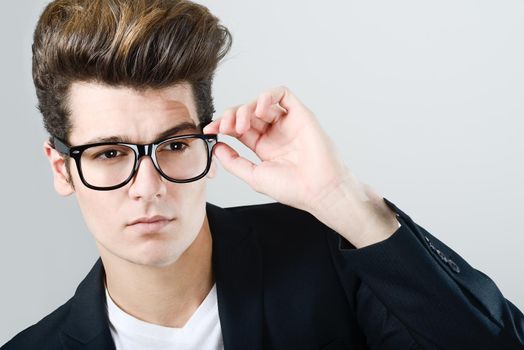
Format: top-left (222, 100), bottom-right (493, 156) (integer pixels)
top-left (98, 216), bottom-right (214, 328)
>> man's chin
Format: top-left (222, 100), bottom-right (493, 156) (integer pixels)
top-left (125, 248), bottom-right (183, 268)
top-left (97, 240), bottom-right (184, 269)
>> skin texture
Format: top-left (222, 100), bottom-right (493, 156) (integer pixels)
top-left (44, 82), bottom-right (399, 328)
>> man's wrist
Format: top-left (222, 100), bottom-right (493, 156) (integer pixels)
top-left (308, 173), bottom-right (400, 249)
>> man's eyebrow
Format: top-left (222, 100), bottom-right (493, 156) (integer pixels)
top-left (155, 122), bottom-right (200, 140)
top-left (84, 121), bottom-right (199, 144)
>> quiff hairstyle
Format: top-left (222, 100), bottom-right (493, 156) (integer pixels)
top-left (32, 0), bottom-right (232, 143)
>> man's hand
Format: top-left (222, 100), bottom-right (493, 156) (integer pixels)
top-left (203, 86), bottom-right (399, 248)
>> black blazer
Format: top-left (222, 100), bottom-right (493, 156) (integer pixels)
top-left (2, 199), bottom-right (523, 349)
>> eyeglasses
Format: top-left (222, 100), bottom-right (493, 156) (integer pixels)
top-left (52, 133), bottom-right (218, 191)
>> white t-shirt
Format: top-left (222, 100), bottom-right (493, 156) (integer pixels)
top-left (105, 283), bottom-right (224, 350)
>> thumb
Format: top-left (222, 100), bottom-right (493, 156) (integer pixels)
top-left (213, 142), bottom-right (257, 188)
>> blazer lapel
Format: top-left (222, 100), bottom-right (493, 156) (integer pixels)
top-left (206, 202), bottom-right (264, 350)
top-left (60, 258), bottom-right (116, 350)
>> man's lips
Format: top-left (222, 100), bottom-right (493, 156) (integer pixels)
top-left (128, 215), bottom-right (171, 226)
top-left (127, 216), bottom-right (174, 234)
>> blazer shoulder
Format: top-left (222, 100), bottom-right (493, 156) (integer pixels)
top-left (2, 297), bottom-right (73, 350)
top-left (225, 201), bottom-right (319, 222)
top-left (225, 202), bottom-right (336, 251)
top-left (227, 202), bottom-right (327, 232)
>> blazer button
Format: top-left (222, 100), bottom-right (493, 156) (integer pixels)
top-left (436, 249), bottom-right (448, 262)
top-left (447, 259), bottom-right (461, 273)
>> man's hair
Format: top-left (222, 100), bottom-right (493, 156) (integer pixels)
top-left (32, 0), bottom-right (232, 143)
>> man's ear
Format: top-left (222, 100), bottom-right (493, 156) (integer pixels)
top-left (43, 141), bottom-right (75, 196)
top-left (206, 156), bottom-right (218, 179)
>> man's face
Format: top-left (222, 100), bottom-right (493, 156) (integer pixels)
top-left (46, 81), bottom-right (216, 268)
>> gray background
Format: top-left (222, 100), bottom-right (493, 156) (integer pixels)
top-left (1, 0), bottom-right (523, 344)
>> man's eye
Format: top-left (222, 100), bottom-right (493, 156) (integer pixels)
top-left (167, 142), bottom-right (188, 151)
top-left (95, 150), bottom-right (123, 159)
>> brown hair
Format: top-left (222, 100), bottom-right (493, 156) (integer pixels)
top-left (32, 0), bottom-right (232, 142)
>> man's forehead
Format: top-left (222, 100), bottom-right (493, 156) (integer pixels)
top-left (67, 82), bottom-right (200, 144)
top-left (68, 81), bottom-right (197, 116)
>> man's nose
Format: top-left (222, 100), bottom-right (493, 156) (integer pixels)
top-left (128, 156), bottom-right (167, 201)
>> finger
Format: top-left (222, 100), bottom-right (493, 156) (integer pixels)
top-left (206, 104), bottom-right (269, 137)
top-left (254, 86), bottom-right (298, 123)
top-left (203, 105), bottom-right (242, 135)
top-left (203, 120), bottom-right (219, 134)
top-left (213, 142), bottom-right (256, 188)
top-left (236, 127), bottom-right (263, 151)
top-left (236, 101), bottom-right (257, 135)
top-left (228, 101), bottom-right (268, 151)
top-left (206, 119), bottom-right (263, 156)
top-left (254, 92), bottom-right (286, 124)
top-left (219, 107), bottom-right (238, 136)
top-left (206, 113), bottom-right (264, 152)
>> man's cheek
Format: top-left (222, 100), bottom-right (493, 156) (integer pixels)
top-left (77, 195), bottom-right (118, 232)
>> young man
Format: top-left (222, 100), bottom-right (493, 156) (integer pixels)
top-left (2, 0), bottom-right (523, 349)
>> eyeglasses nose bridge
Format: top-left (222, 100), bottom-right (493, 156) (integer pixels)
top-left (136, 144), bottom-right (154, 158)
top-left (133, 144), bottom-right (161, 175)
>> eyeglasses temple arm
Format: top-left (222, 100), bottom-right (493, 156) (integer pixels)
top-left (52, 137), bottom-right (70, 155)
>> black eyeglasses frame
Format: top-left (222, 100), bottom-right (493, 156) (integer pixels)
top-left (52, 133), bottom-right (218, 191)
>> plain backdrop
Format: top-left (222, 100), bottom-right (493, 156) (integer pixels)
top-left (1, 0), bottom-right (523, 344)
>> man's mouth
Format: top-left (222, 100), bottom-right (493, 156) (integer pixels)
top-left (127, 216), bottom-right (174, 234)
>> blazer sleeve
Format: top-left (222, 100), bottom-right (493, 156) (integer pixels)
top-left (326, 198), bottom-right (524, 350)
